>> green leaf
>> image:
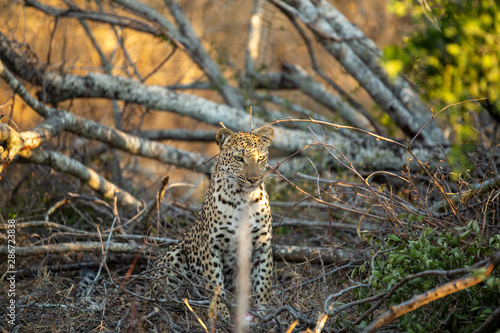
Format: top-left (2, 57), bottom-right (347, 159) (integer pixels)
top-left (395, 255), bottom-right (406, 264)
top-left (459, 229), bottom-right (472, 239)
top-left (410, 248), bottom-right (417, 259)
top-left (388, 234), bottom-right (402, 242)
top-left (472, 220), bottom-right (480, 233)
top-left (382, 276), bottom-right (393, 283)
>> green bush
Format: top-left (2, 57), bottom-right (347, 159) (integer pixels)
top-left (384, 0), bottom-right (500, 175)
top-left (385, 0), bottom-right (500, 119)
top-left (361, 221), bottom-right (500, 332)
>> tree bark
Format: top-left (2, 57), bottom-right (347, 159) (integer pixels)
top-left (20, 149), bottom-right (141, 207)
top-left (0, 62), bottom-right (211, 171)
top-left (135, 129), bottom-right (217, 142)
top-left (0, 241), bottom-right (366, 264)
top-left (270, 0), bottom-right (446, 145)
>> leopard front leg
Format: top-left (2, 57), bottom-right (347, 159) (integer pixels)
top-left (202, 251), bottom-right (231, 321)
top-left (251, 245), bottom-right (273, 310)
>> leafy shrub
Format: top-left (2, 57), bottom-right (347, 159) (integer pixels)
top-left (385, 0), bottom-right (500, 117)
top-left (384, 0), bottom-right (500, 172)
top-left (361, 221), bottom-right (500, 332)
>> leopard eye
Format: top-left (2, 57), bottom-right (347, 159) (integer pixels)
top-left (234, 156), bottom-right (244, 162)
top-left (258, 155), bottom-right (266, 161)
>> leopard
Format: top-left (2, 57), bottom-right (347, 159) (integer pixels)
top-left (150, 127), bottom-right (274, 322)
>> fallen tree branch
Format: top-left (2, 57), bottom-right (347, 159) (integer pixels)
top-left (20, 149), bottom-right (141, 207)
top-left (0, 240), bottom-right (365, 264)
top-left (269, 0), bottom-right (446, 145)
top-left (363, 250), bottom-right (500, 333)
top-left (273, 218), bottom-right (377, 232)
top-left (272, 244), bottom-right (368, 264)
top-left (0, 122), bottom-right (24, 170)
top-left (0, 241), bottom-right (144, 256)
top-left (0, 116), bottom-right (85, 171)
top-left (0, 62), bottom-right (211, 172)
top-left (0, 61), bottom-right (211, 207)
top-left (134, 129), bottom-right (217, 141)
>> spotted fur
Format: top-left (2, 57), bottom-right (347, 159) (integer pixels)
top-left (150, 127), bottom-right (274, 320)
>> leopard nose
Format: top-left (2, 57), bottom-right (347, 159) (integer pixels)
top-left (247, 177), bottom-right (259, 185)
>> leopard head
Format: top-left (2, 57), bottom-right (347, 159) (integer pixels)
top-left (215, 127), bottom-right (274, 190)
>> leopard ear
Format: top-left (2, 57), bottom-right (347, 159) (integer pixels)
top-left (216, 128), bottom-right (234, 149)
top-left (256, 127), bottom-right (274, 147)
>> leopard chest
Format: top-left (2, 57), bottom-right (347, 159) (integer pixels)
top-left (205, 181), bottom-right (272, 286)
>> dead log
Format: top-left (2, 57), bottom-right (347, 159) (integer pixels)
top-left (0, 241), bottom-right (367, 265)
